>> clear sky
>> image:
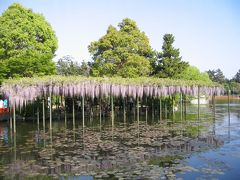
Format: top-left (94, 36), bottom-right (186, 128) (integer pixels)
top-left (0, 0), bottom-right (240, 78)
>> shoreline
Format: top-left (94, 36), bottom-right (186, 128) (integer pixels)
top-left (214, 95), bottom-right (240, 100)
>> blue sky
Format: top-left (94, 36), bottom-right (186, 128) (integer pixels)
top-left (0, 0), bottom-right (240, 78)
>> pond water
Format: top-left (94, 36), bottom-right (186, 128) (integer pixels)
top-left (0, 98), bottom-right (240, 179)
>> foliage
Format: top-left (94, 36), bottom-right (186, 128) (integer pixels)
top-left (153, 34), bottom-right (189, 78)
top-left (80, 61), bottom-right (91, 77)
top-left (117, 54), bottom-right (152, 78)
top-left (0, 3), bottom-right (57, 79)
top-left (175, 66), bottom-right (212, 82)
top-left (207, 69), bottom-right (226, 84)
top-left (1, 75), bottom-right (223, 107)
top-left (226, 81), bottom-right (240, 95)
top-left (2, 76), bottom-right (222, 88)
top-left (56, 55), bottom-right (91, 76)
top-left (88, 18), bottom-right (153, 77)
top-left (232, 69), bottom-right (240, 83)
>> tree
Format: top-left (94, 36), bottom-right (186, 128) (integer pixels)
top-left (153, 34), bottom-right (189, 78)
top-left (88, 18), bottom-right (153, 77)
top-left (0, 3), bottom-right (57, 78)
top-left (57, 55), bottom-right (91, 76)
top-left (79, 61), bottom-right (91, 77)
top-left (56, 55), bottom-right (81, 76)
top-left (233, 69), bottom-right (240, 83)
top-left (207, 69), bottom-right (225, 84)
top-left (175, 66), bottom-right (211, 82)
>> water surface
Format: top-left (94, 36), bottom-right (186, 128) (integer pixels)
top-left (0, 98), bottom-right (239, 179)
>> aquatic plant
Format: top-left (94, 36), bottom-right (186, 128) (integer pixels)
top-left (0, 76), bottom-right (224, 107)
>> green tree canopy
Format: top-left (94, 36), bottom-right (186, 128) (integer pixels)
top-left (175, 66), bottom-right (212, 82)
top-left (57, 55), bottom-right (80, 76)
top-left (88, 18), bottom-right (153, 77)
top-left (56, 55), bottom-right (91, 76)
top-left (0, 3), bottom-right (57, 79)
top-left (153, 34), bottom-right (189, 78)
top-left (233, 69), bottom-right (240, 83)
top-left (207, 68), bottom-right (226, 84)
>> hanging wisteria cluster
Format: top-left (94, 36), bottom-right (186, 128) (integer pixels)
top-left (0, 76), bottom-right (224, 107)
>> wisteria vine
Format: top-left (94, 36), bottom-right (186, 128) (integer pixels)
top-left (0, 76), bottom-right (224, 107)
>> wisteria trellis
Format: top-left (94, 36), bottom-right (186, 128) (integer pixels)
top-left (0, 76), bottom-right (224, 107)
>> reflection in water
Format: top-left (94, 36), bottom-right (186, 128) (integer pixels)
top-left (0, 99), bottom-right (239, 179)
top-left (1, 119), bottom-right (223, 179)
top-left (13, 132), bottom-right (16, 162)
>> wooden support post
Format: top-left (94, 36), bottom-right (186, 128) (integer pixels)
top-left (212, 95), bottom-right (215, 112)
top-left (49, 94), bottom-right (52, 130)
top-left (165, 99), bottom-right (167, 119)
top-left (13, 103), bottom-right (16, 133)
top-left (72, 98), bottom-right (76, 142)
top-left (137, 97), bottom-right (139, 125)
top-left (197, 86), bottom-right (200, 121)
top-left (228, 89), bottom-right (230, 119)
top-left (99, 97), bottom-right (102, 131)
top-left (32, 102), bottom-right (35, 123)
top-left (180, 93), bottom-right (183, 121)
top-left (159, 98), bottom-right (162, 122)
top-left (9, 105), bottom-right (12, 131)
top-left (137, 96), bottom-right (140, 146)
top-left (82, 96), bottom-right (85, 128)
top-left (42, 98), bottom-right (46, 147)
top-left (184, 94), bottom-right (187, 120)
top-left (111, 95), bottom-right (114, 129)
top-left (211, 94), bottom-right (216, 135)
top-left (64, 108), bottom-right (67, 129)
top-left (228, 89), bottom-right (231, 142)
top-left (111, 94), bottom-right (114, 141)
top-left (123, 98), bottom-right (126, 128)
top-left (42, 98), bottom-right (45, 130)
top-left (14, 132), bottom-right (16, 161)
top-left (145, 106), bottom-right (148, 125)
top-left (37, 106), bottom-right (39, 131)
top-left (145, 97), bottom-right (148, 125)
top-left (72, 98), bottom-right (75, 130)
top-left (152, 98), bottom-right (154, 122)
